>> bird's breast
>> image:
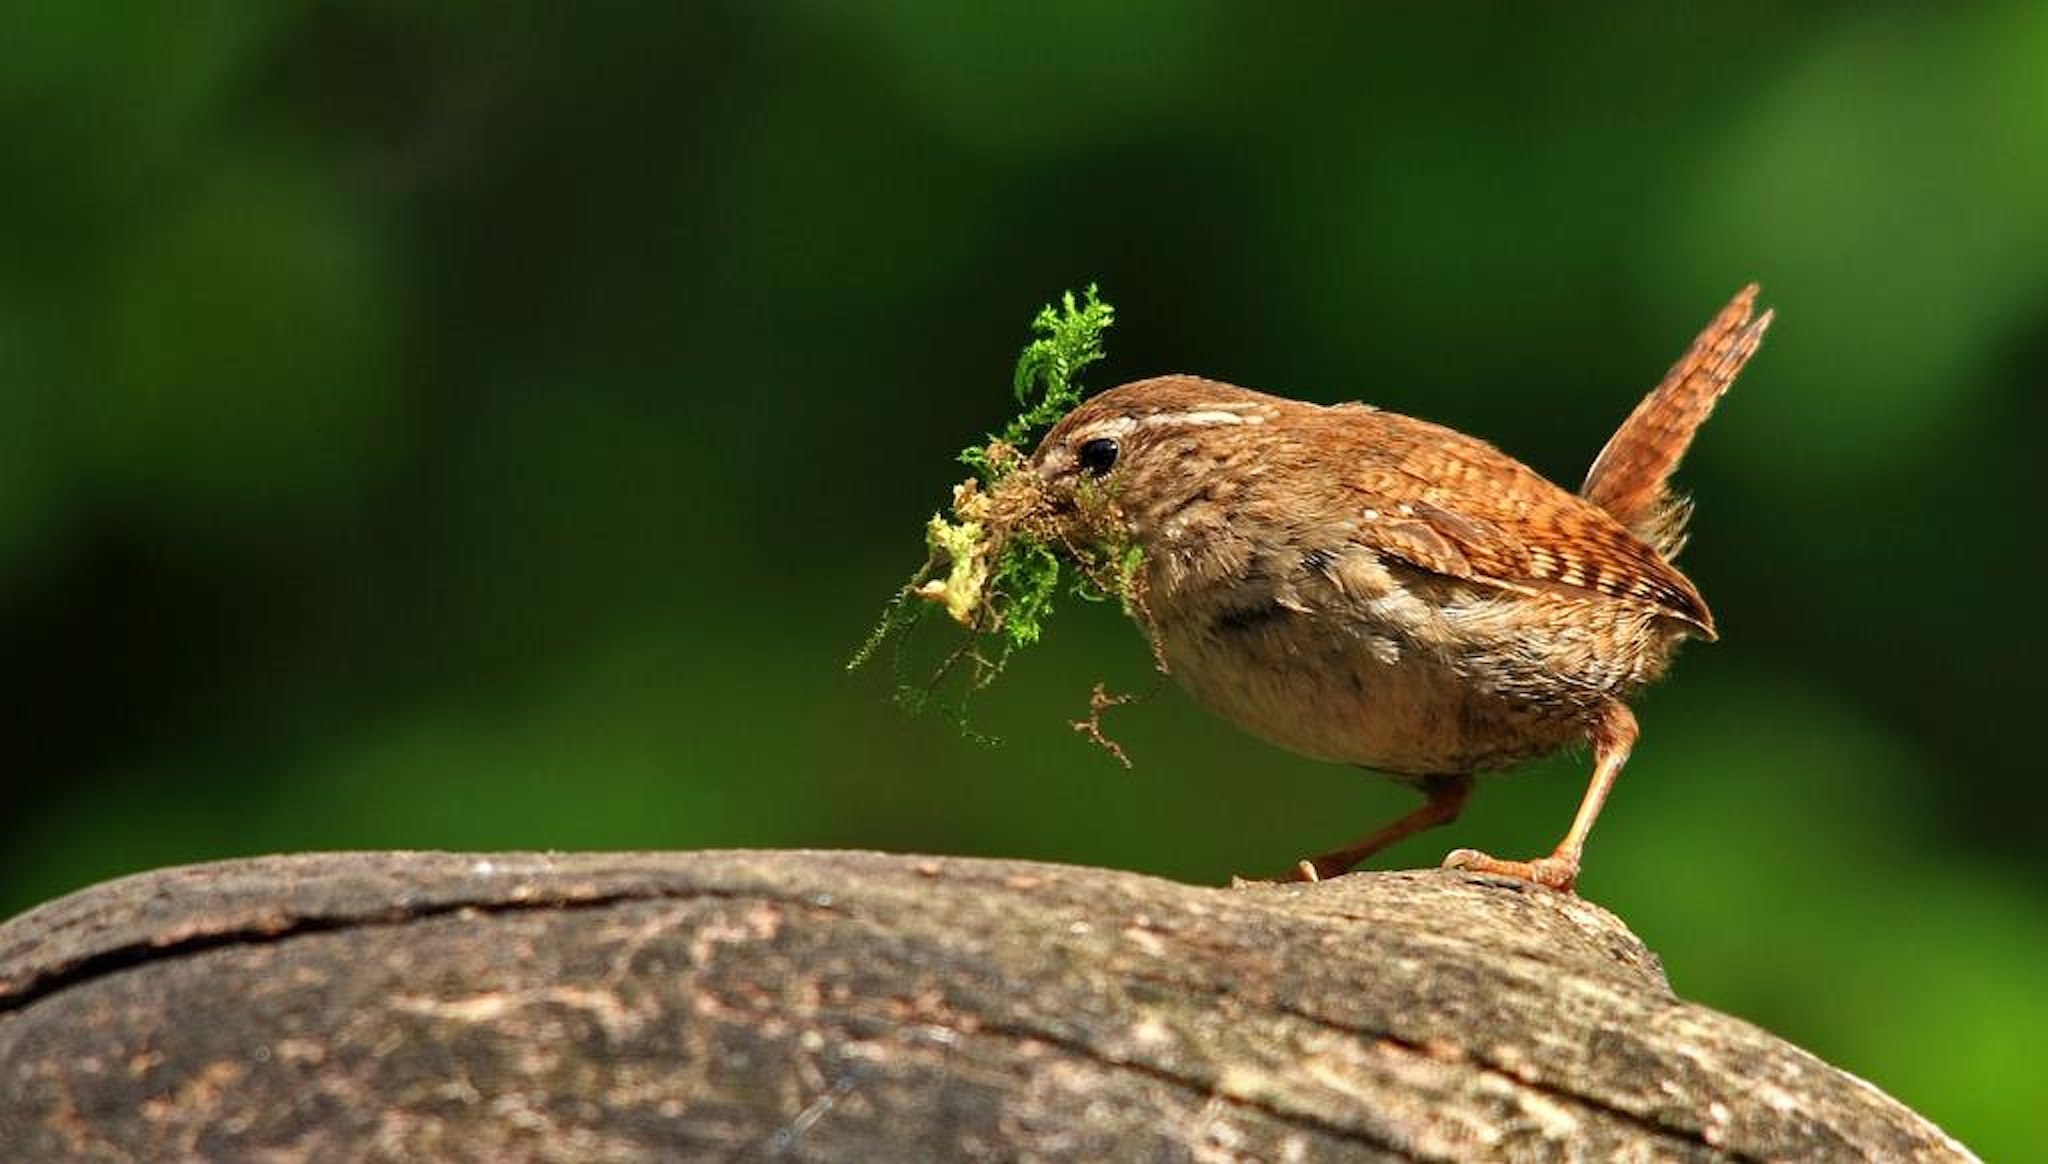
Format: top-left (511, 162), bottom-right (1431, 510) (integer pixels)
top-left (1148, 596), bottom-right (1582, 776)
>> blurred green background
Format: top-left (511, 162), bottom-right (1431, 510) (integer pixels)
top-left (3, 2), bottom-right (2043, 1154)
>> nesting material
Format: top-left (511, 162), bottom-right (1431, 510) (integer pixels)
top-left (848, 286), bottom-right (1150, 747)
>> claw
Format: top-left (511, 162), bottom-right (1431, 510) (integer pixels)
top-left (1228, 858), bottom-right (1328, 888)
top-left (1442, 848), bottom-right (1580, 893)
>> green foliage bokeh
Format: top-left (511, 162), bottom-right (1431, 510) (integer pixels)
top-left (2, 3), bottom-right (2044, 1154)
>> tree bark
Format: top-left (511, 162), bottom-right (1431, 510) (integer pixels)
top-left (0, 850), bottom-right (1974, 1162)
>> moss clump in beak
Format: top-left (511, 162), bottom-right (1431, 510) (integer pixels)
top-left (850, 286), bottom-right (1150, 747)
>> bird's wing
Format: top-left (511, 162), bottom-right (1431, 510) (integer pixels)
top-left (1378, 498), bottom-right (1713, 635)
top-left (1329, 419), bottom-right (1716, 636)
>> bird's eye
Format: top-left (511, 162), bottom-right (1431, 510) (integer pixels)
top-left (1077, 437), bottom-right (1120, 477)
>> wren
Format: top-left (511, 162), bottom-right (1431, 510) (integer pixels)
top-left (1027, 287), bottom-right (1772, 891)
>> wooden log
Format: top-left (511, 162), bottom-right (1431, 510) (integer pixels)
top-left (0, 851), bottom-right (1975, 1162)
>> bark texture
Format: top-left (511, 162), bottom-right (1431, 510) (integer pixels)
top-left (0, 850), bottom-right (1974, 1162)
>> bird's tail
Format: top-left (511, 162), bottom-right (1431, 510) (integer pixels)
top-left (1581, 285), bottom-right (1773, 559)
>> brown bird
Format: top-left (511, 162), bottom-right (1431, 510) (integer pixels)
top-left (1027, 287), bottom-right (1772, 891)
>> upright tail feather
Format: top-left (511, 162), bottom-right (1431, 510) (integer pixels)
top-left (1582, 285), bottom-right (1773, 559)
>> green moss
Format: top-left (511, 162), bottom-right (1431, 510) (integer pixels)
top-left (850, 285), bottom-right (1140, 742)
top-left (990, 533), bottom-right (1060, 648)
top-left (1072, 538), bottom-right (1145, 608)
top-left (959, 285), bottom-right (1115, 479)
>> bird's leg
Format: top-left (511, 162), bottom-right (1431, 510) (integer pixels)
top-left (1288, 773), bottom-right (1473, 882)
top-left (1443, 701), bottom-right (1638, 893)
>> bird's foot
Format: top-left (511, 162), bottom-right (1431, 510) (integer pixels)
top-left (1441, 848), bottom-right (1580, 893)
top-left (1228, 859), bottom-right (1327, 889)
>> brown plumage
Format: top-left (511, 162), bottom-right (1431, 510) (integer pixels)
top-left (1028, 287), bottom-right (1772, 891)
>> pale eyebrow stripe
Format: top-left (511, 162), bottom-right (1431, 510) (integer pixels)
top-left (1139, 408), bottom-right (1268, 429)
